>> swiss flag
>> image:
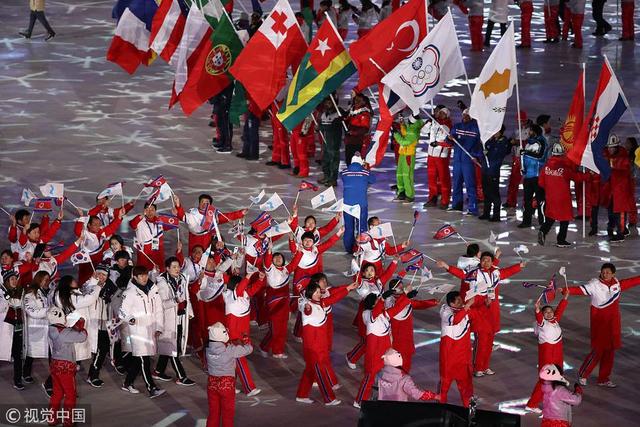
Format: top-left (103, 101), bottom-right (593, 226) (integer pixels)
top-left (349, 0), bottom-right (428, 91)
top-left (230, 0), bottom-right (307, 111)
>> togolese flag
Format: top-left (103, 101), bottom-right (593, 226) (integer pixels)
top-left (276, 18), bottom-right (356, 131)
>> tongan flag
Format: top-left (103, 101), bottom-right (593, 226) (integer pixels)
top-left (433, 224), bottom-right (457, 240)
top-left (149, 0), bottom-right (187, 64)
top-left (107, 0), bottom-right (159, 74)
top-left (381, 10), bottom-right (465, 115)
top-left (568, 61), bottom-right (628, 181)
top-left (230, 0), bottom-right (308, 111)
top-left (349, 0), bottom-right (428, 91)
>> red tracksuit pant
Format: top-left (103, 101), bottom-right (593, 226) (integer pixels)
top-left (296, 360), bottom-right (337, 403)
top-left (621, 2), bottom-right (635, 39)
top-left (427, 156), bottom-right (451, 207)
top-left (506, 156), bottom-right (522, 207)
top-left (271, 117), bottom-right (290, 166)
top-left (439, 368), bottom-right (473, 407)
top-left (226, 314), bottom-right (257, 393)
top-left (49, 359), bottom-right (77, 427)
top-left (520, 2), bottom-right (533, 46)
top-left (355, 334), bottom-right (390, 404)
top-left (207, 376), bottom-right (235, 427)
top-left (260, 291), bottom-right (289, 355)
top-left (544, 5), bottom-right (560, 39)
top-left (578, 348), bottom-right (615, 383)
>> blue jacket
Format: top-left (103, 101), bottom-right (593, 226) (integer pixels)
top-left (482, 135), bottom-right (511, 176)
top-left (522, 135), bottom-right (547, 178)
top-left (451, 119), bottom-right (483, 163)
top-left (340, 163), bottom-right (376, 206)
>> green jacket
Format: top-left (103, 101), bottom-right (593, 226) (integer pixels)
top-left (394, 119), bottom-right (424, 155)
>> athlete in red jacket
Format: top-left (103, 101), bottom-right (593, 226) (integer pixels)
top-left (439, 292), bottom-right (475, 407)
top-left (565, 263), bottom-right (640, 387)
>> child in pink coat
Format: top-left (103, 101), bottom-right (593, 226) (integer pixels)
top-left (377, 348), bottom-right (439, 402)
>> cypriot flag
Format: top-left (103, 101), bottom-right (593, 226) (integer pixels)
top-left (468, 23), bottom-right (517, 143)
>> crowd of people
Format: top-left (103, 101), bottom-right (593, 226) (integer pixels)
top-left (1, 179), bottom-right (639, 426)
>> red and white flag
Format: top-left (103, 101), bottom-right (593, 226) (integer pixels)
top-left (349, 0), bottom-right (428, 91)
top-left (71, 251), bottom-right (92, 266)
top-left (145, 175), bottom-right (167, 188)
top-left (433, 224), bottom-right (457, 240)
top-left (230, 0), bottom-right (307, 111)
top-left (149, 0), bottom-right (187, 64)
top-left (365, 83), bottom-right (405, 167)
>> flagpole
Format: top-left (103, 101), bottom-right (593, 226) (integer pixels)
top-left (293, 190), bottom-right (302, 208)
top-left (422, 109), bottom-right (482, 166)
top-left (0, 206), bottom-right (11, 217)
top-left (513, 22), bottom-right (524, 176)
top-left (581, 62), bottom-right (586, 239)
top-left (603, 55), bottom-right (640, 135)
top-left (446, 7), bottom-right (473, 99)
top-left (322, 11), bottom-right (354, 133)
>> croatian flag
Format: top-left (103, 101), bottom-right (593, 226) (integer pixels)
top-left (568, 60), bottom-right (628, 181)
top-left (107, 0), bottom-right (159, 74)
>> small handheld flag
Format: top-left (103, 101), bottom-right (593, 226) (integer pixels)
top-left (299, 180), bottom-right (319, 192)
top-left (71, 251), bottom-right (92, 266)
top-left (249, 189), bottom-right (266, 205)
top-left (260, 192), bottom-right (285, 212)
top-left (342, 203), bottom-right (361, 219)
top-left (33, 198), bottom-right (53, 213)
top-left (157, 214), bottom-right (180, 230)
top-left (369, 222), bottom-right (394, 239)
top-left (98, 182), bottom-right (124, 199)
top-left (39, 183), bottom-right (64, 199)
top-left (145, 175), bottom-right (167, 188)
top-left (265, 221), bottom-right (292, 238)
top-left (21, 189), bottom-right (37, 207)
top-left (310, 187), bottom-right (336, 209)
top-left (250, 212), bottom-right (273, 235)
top-left (433, 224), bottom-right (457, 240)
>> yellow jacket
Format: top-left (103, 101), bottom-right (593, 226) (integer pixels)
top-left (30, 0), bottom-right (45, 11)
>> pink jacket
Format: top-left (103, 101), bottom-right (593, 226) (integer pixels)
top-left (541, 382), bottom-right (582, 423)
top-left (377, 366), bottom-right (436, 402)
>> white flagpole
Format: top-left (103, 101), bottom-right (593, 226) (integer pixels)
top-left (512, 22), bottom-right (524, 174)
top-left (581, 62), bottom-right (586, 239)
top-left (0, 206), bottom-right (11, 217)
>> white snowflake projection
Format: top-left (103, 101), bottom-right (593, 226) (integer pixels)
top-left (0, 71), bottom-right (82, 88)
top-left (46, 52), bottom-right (107, 69)
top-left (70, 107), bottom-right (156, 126)
top-left (48, 0), bottom-right (113, 14)
top-left (96, 88), bottom-right (172, 105)
top-left (237, 396), bottom-right (279, 407)
top-left (5, 136), bottom-right (43, 145)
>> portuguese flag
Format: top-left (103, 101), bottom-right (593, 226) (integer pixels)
top-left (276, 19), bottom-right (356, 131)
top-left (171, 0), bottom-right (243, 115)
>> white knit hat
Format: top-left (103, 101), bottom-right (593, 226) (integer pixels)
top-left (208, 322), bottom-right (229, 343)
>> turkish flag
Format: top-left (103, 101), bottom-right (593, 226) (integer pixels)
top-left (349, 0), bottom-right (428, 91)
top-left (230, 0), bottom-right (307, 111)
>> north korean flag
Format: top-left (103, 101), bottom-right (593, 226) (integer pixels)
top-left (157, 214), bottom-right (180, 230)
top-left (33, 198), bottom-right (53, 213)
top-left (433, 224), bottom-right (457, 240)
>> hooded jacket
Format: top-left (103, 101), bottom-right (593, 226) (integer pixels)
top-left (206, 341), bottom-right (252, 377)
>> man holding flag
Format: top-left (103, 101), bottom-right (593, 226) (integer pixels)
top-left (341, 153), bottom-right (375, 252)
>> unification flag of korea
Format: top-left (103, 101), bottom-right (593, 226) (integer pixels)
top-left (468, 23), bottom-right (517, 143)
top-left (322, 198), bottom-right (343, 213)
top-left (260, 192), bottom-right (285, 212)
top-left (310, 187), bottom-right (336, 209)
top-left (39, 183), bottom-right (64, 199)
top-left (33, 198), bottom-right (53, 213)
top-left (71, 251), bottom-right (92, 266)
top-left (249, 189), bottom-right (266, 204)
top-left (369, 222), bottom-right (394, 239)
top-left (98, 182), bottom-right (124, 199)
top-left (568, 60), bottom-right (628, 181)
top-left (433, 224), bottom-right (457, 240)
top-left (265, 221), bottom-right (292, 238)
top-left (381, 10), bottom-right (466, 115)
top-left (157, 214), bottom-right (180, 230)
top-left (342, 203), bottom-right (361, 219)
top-left (21, 188), bottom-right (37, 207)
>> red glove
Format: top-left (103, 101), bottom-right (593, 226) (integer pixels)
top-left (574, 384), bottom-right (583, 395)
top-left (419, 390), bottom-right (438, 401)
top-left (73, 318), bottom-right (86, 331)
top-left (241, 334), bottom-right (251, 345)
